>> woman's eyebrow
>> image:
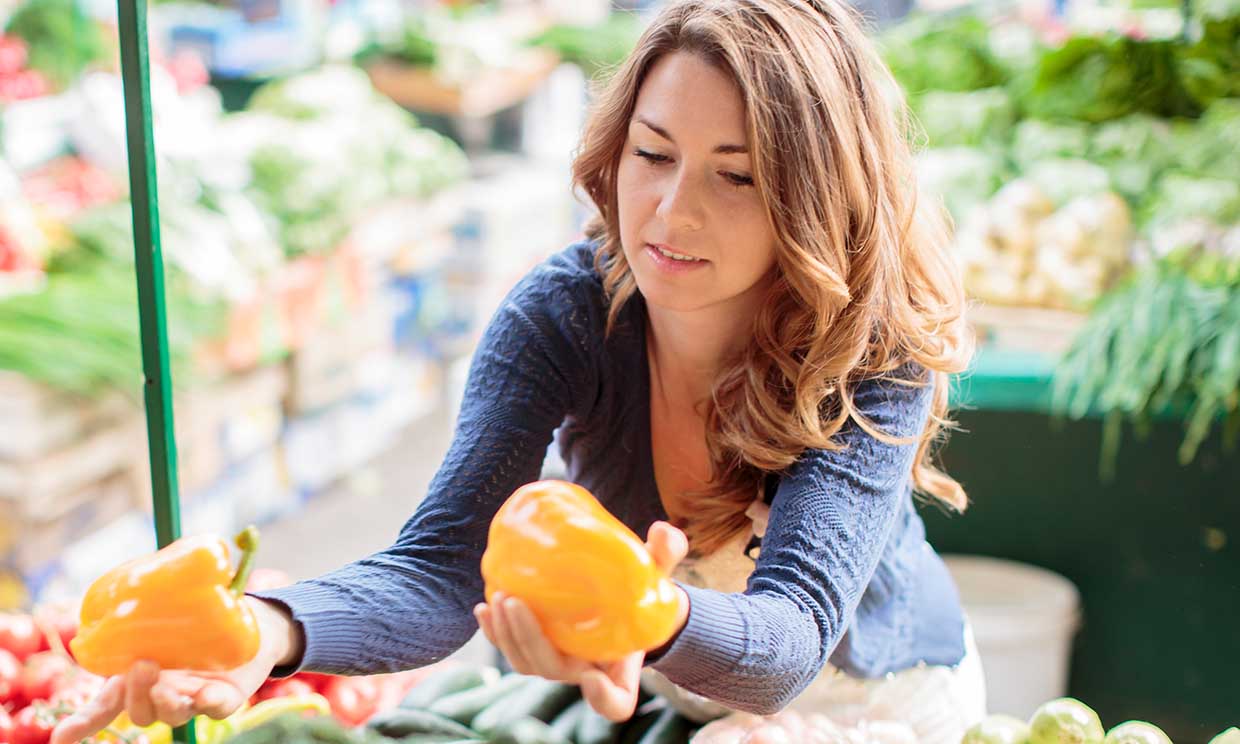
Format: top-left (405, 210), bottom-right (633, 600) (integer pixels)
top-left (632, 115), bottom-right (749, 154)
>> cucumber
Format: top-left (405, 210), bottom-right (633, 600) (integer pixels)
top-left (548, 698), bottom-right (588, 740)
top-left (392, 736), bottom-right (482, 744)
top-left (574, 705), bottom-right (621, 744)
top-left (618, 709), bottom-right (661, 744)
top-left (471, 679), bottom-right (578, 736)
top-left (635, 708), bottom-right (691, 744)
top-left (366, 708), bottom-right (479, 739)
top-left (487, 716), bottom-right (570, 744)
top-left (401, 666), bottom-right (500, 710)
top-left (428, 674), bottom-right (530, 726)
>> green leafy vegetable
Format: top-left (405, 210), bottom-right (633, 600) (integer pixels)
top-left (1016, 34), bottom-right (1200, 123)
top-left (527, 12), bottom-right (644, 79)
top-left (4, 0), bottom-right (109, 90)
top-left (880, 13), bottom-right (1009, 100)
top-left (1054, 249), bottom-right (1240, 471)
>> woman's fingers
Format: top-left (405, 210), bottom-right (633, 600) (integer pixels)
top-left (49, 675), bottom-right (126, 744)
top-left (125, 660), bottom-right (161, 727)
top-left (508, 600), bottom-right (590, 682)
top-left (489, 594), bottom-right (535, 675)
top-left (195, 680), bottom-right (246, 720)
top-left (150, 681), bottom-right (197, 728)
top-left (646, 521), bottom-right (689, 573)
top-left (580, 653), bottom-right (642, 722)
top-left (474, 603), bottom-right (496, 645)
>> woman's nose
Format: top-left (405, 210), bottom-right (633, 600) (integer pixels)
top-left (655, 168), bottom-right (705, 232)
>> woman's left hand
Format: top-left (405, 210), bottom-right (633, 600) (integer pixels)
top-left (474, 520), bottom-right (689, 722)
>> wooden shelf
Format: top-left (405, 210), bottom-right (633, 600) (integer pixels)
top-left (365, 48), bottom-right (561, 119)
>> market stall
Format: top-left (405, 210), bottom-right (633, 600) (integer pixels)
top-left (876, 3), bottom-right (1239, 738)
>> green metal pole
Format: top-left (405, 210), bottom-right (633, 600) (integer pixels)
top-left (115, 0), bottom-right (195, 741)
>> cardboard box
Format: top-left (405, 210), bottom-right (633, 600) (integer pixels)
top-left (0, 417), bottom-right (144, 522)
top-left (0, 372), bottom-right (131, 462)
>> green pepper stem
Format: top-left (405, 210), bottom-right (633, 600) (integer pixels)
top-left (229, 525), bottom-right (261, 595)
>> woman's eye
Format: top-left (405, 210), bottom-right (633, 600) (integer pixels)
top-left (633, 148), bottom-right (670, 164)
top-left (722, 171), bottom-right (754, 187)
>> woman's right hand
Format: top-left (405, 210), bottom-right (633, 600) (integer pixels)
top-left (49, 597), bottom-right (302, 744)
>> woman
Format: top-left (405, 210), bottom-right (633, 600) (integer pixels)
top-left (53, 1), bottom-right (982, 742)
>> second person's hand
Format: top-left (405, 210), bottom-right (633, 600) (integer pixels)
top-left (49, 597), bottom-right (303, 744)
top-left (474, 520), bottom-right (689, 722)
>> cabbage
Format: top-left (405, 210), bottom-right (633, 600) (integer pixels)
top-left (1029, 698), bottom-right (1105, 744)
top-left (1144, 174), bottom-right (1240, 227)
top-left (916, 87), bottom-right (1015, 147)
top-left (963, 714), bottom-right (1033, 744)
top-left (1013, 120), bottom-right (1092, 167)
top-left (916, 147), bottom-right (1008, 221)
top-left (1104, 721), bottom-right (1173, 744)
top-left (1026, 159), bottom-right (1112, 207)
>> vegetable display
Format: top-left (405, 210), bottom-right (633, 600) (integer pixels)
top-left (964, 698), bottom-right (1237, 744)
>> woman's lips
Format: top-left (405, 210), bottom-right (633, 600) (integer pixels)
top-left (645, 243), bottom-right (709, 273)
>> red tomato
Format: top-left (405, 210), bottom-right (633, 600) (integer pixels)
top-left (0, 37), bottom-right (26, 76)
top-left (0, 707), bottom-right (13, 743)
top-left (254, 677), bottom-right (315, 702)
top-left (32, 612), bottom-right (76, 657)
top-left (49, 681), bottom-right (95, 709)
top-left (0, 650), bottom-right (21, 706)
top-left (372, 668), bottom-right (435, 711)
top-left (0, 617), bottom-right (40, 663)
top-left (294, 672), bottom-right (334, 692)
top-left (10, 706), bottom-right (53, 744)
top-left (19, 654), bottom-right (72, 705)
top-left (320, 676), bottom-right (379, 727)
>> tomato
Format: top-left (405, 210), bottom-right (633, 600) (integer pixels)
top-left (320, 676), bottom-right (379, 727)
top-left (0, 707), bottom-right (13, 743)
top-left (10, 706), bottom-right (53, 744)
top-left (49, 670), bottom-right (104, 709)
top-left (19, 653), bottom-right (73, 705)
top-left (32, 611), bottom-right (76, 656)
top-left (0, 36), bottom-right (26, 76)
top-left (0, 617), bottom-right (40, 663)
top-left (0, 649), bottom-right (21, 706)
top-left (293, 672), bottom-right (334, 692)
top-left (254, 677), bottom-right (315, 702)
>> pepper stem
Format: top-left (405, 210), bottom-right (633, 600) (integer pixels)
top-left (229, 525), bottom-right (261, 595)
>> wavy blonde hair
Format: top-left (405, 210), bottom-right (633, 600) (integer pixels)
top-left (572, 0), bottom-right (974, 554)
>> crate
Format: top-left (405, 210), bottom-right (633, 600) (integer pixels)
top-left (364, 48), bottom-right (560, 119)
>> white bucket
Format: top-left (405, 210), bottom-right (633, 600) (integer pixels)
top-left (943, 554), bottom-right (1081, 720)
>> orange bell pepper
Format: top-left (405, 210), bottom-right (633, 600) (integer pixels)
top-left (70, 527), bottom-right (263, 676)
top-left (480, 480), bottom-right (680, 662)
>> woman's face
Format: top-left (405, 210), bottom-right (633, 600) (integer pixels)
top-left (617, 52), bottom-right (778, 316)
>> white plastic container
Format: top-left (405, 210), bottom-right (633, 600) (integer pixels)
top-left (943, 554), bottom-right (1081, 720)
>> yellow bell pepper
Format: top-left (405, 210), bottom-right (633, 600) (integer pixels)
top-left (98, 713), bottom-right (171, 744)
top-left (481, 480), bottom-right (680, 662)
top-left (70, 527), bottom-right (262, 676)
